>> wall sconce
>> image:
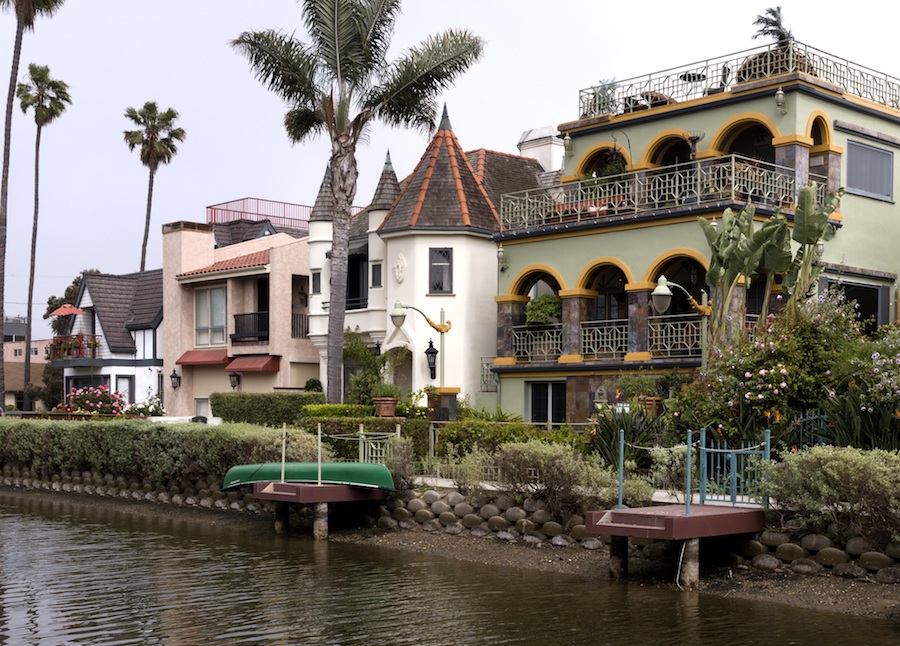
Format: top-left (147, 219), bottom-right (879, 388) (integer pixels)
top-left (424, 339), bottom-right (438, 380)
top-left (497, 244), bottom-right (509, 272)
top-left (563, 133), bottom-right (574, 157)
top-left (775, 87), bottom-right (787, 115)
top-left (228, 372), bottom-right (241, 390)
top-left (298, 291), bottom-right (308, 307)
top-left (170, 370), bottom-right (182, 390)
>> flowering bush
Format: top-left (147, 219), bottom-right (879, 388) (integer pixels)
top-left (53, 384), bottom-right (126, 416)
top-left (667, 290), bottom-right (864, 441)
top-left (124, 388), bottom-right (165, 417)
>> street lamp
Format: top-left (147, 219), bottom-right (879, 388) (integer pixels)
top-left (390, 301), bottom-right (452, 386)
top-left (424, 339), bottom-right (438, 379)
top-left (651, 275), bottom-right (712, 367)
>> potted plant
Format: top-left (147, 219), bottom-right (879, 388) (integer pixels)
top-left (371, 382), bottom-right (402, 417)
top-left (525, 293), bottom-right (562, 325)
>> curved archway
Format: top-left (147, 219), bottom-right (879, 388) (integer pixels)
top-left (582, 263), bottom-right (629, 321)
top-left (645, 129), bottom-right (694, 166)
top-left (645, 250), bottom-right (709, 315)
top-left (508, 263), bottom-right (566, 297)
top-left (712, 114), bottom-right (781, 162)
top-left (577, 141), bottom-right (631, 179)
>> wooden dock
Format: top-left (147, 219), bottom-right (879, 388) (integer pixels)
top-left (585, 504), bottom-right (766, 587)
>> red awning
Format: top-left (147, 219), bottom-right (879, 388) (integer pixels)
top-left (176, 349), bottom-right (230, 365)
top-left (226, 355), bottom-right (280, 372)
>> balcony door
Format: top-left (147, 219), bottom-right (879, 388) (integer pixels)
top-left (530, 382), bottom-right (566, 425)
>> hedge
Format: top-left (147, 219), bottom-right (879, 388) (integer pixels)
top-left (210, 392), bottom-right (326, 426)
top-left (0, 418), bottom-right (328, 485)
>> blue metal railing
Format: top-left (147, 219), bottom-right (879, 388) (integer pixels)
top-left (699, 429), bottom-right (771, 507)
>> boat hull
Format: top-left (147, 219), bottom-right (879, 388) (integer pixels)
top-left (223, 462), bottom-right (395, 491)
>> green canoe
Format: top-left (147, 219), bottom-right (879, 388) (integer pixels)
top-left (223, 462), bottom-right (395, 491)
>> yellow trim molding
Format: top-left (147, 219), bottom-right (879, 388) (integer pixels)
top-left (624, 351), bottom-right (652, 362)
top-left (559, 288), bottom-right (597, 298)
top-left (557, 354), bottom-right (583, 364)
top-left (493, 357), bottom-right (517, 366)
top-left (435, 387), bottom-right (461, 395)
top-left (495, 294), bottom-right (530, 304)
top-left (772, 134), bottom-right (814, 147)
top-left (575, 257), bottom-right (634, 290)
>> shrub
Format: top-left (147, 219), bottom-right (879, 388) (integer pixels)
top-left (371, 382), bottom-right (402, 399)
top-left (382, 436), bottom-right (415, 491)
top-left (525, 293), bottom-right (562, 324)
top-left (210, 392), bottom-right (325, 426)
top-left (493, 440), bottom-right (652, 520)
top-left (54, 384), bottom-right (125, 416)
top-left (437, 420), bottom-right (580, 457)
top-left (0, 418), bottom-right (328, 483)
top-left (763, 445), bottom-right (900, 541)
top-left (300, 404), bottom-right (374, 419)
top-left (304, 378), bottom-right (323, 392)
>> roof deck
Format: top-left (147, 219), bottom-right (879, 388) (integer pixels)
top-left (575, 40), bottom-right (900, 120)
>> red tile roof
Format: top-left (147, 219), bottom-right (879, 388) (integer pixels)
top-left (177, 250), bottom-right (269, 278)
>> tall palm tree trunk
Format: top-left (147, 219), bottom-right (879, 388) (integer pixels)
top-left (140, 167), bottom-right (155, 272)
top-left (0, 18), bottom-right (26, 403)
top-left (23, 123), bottom-right (42, 411)
top-left (325, 139), bottom-right (359, 404)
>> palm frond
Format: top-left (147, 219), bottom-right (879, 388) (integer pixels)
top-left (752, 6), bottom-right (792, 42)
top-left (16, 63), bottom-right (71, 127)
top-left (356, 0), bottom-right (400, 67)
top-left (367, 29), bottom-right (484, 133)
top-left (302, 0), bottom-right (367, 85)
top-left (285, 105), bottom-right (326, 142)
top-left (232, 29), bottom-right (322, 109)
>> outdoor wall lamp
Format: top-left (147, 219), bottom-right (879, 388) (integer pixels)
top-left (651, 275), bottom-right (712, 317)
top-left (497, 244), bottom-right (509, 272)
top-left (228, 372), bottom-right (241, 390)
top-left (563, 133), bottom-right (574, 157)
top-left (775, 87), bottom-right (787, 115)
top-left (685, 130), bottom-right (705, 161)
top-left (390, 301), bottom-right (451, 386)
top-left (170, 370), bottom-right (182, 390)
top-left (424, 339), bottom-right (438, 380)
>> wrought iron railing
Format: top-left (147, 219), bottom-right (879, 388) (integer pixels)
top-left (578, 40), bottom-right (900, 118)
top-left (480, 356), bottom-right (497, 392)
top-left (649, 314), bottom-right (702, 358)
top-left (50, 334), bottom-right (101, 360)
top-left (580, 319), bottom-right (628, 360)
top-left (500, 155), bottom-right (827, 232)
top-left (291, 313), bottom-right (309, 339)
top-left (231, 312), bottom-right (269, 342)
top-left (699, 428), bottom-right (771, 507)
top-left (512, 324), bottom-right (563, 363)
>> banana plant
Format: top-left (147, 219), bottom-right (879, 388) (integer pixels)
top-left (780, 183), bottom-right (844, 319)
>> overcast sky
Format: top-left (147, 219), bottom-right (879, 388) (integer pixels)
top-left (0, 0), bottom-right (894, 338)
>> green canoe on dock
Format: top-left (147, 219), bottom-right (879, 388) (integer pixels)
top-left (223, 462), bottom-right (395, 491)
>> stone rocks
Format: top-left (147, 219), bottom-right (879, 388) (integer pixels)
top-left (857, 551), bottom-right (895, 572)
top-left (832, 562), bottom-right (868, 579)
top-left (790, 558), bottom-right (823, 575)
top-left (774, 543), bottom-right (807, 562)
top-left (760, 530), bottom-right (790, 548)
top-left (874, 566), bottom-right (900, 584)
top-left (738, 539), bottom-right (768, 558)
top-left (750, 554), bottom-right (781, 572)
top-left (800, 534), bottom-right (832, 552)
top-left (845, 536), bottom-right (877, 556)
top-left (814, 547), bottom-right (850, 567)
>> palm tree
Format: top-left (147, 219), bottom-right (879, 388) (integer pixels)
top-left (16, 63), bottom-right (70, 410)
top-left (0, 0), bottom-right (66, 405)
top-left (233, 0), bottom-right (483, 403)
top-left (752, 6), bottom-right (792, 43)
top-left (123, 101), bottom-right (185, 272)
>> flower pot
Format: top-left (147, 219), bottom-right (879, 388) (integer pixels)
top-left (372, 397), bottom-right (399, 417)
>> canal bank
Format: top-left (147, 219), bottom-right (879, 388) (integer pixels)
top-left (1, 483), bottom-right (897, 623)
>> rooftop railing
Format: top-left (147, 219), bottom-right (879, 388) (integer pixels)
top-left (578, 40), bottom-right (900, 118)
top-left (500, 154), bottom-right (827, 233)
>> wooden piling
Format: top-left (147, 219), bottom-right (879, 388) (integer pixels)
top-left (609, 535), bottom-right (629, 579)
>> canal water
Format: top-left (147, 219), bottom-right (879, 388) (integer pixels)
top-left (0, 492), bottom-right (897, 645)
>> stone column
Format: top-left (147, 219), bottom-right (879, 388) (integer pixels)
top-left (773, 135), bottom-right (812, 201)
top-left (495, 295), bottom-right (528, 361)
top-left (680, 538), bottom-right (701, 588)
top-left (559, 289), bottom-right (595, 362)
top-left (313, 502), bottom-right (329, 540)
top-left (624, 286), bottom-right (651, 362)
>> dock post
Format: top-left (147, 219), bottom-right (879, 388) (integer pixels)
top-left (312, 502), bottom-right (329, 540)
top-left (274, 501), bottom-right (289, 534)
top-left (609, 535), bottom-right (629, 579)
top-left (680, 538), bottom-right (700, 588)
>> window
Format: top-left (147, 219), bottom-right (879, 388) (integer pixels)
top-left (30, 347), bottom-right (38, 356)
top-left (195, 286), bottom-right (226, 346)
top-left (529, 382), bottom-right (566, 425)
top-left (116, 376), bottom-right (134, 404)
top-left (371, 263), bottom-right (382, 288)
top-left (311, 271), bottom-right (321, 295)
top-left (429, 248), bottom-right (453, 294)
top-left (12, 348), bottom-right (21, 357)
top-left (44, 346), bottom-right (50, 358)
top-left (847, 140), bottom-right (893, 201)
top-left (195, 398), bottom-right (210, 419)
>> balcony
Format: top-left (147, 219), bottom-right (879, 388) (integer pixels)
top-left (500, 155), bottom-right (827, 234)
top-left (50, 334), bottom-right (100, 361)
top-left (577, 40), bottom-right (900, 119)
top-left (580, 319), bottom-right (628, 360)
top-left (231, 312), bottom-right (268, 343)
top-left (292, 313), bottom-right (309, 339)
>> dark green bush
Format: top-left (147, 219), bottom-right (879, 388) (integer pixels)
top-left (210, 392), bottom-right (325, 426)
top-left (0, 418), bottom-right (327, 484)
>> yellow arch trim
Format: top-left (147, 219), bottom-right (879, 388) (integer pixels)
top-left (576, 140), bottom-right (635, 177)
top-left (642, 128), bottom-right (696, 167)
top-left (642, 248), bottom-right (710, 284)
top-left (574, 257), bottom-right (635, 290)
top-left (507, 263), bottom-right (569, 296)
top-left (711, 112), bottom-right (782, 152)
top-left (806, 110), bottom-right (832, 146)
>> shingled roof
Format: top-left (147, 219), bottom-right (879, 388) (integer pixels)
top-left (81, 270), bottom-right (162, 354)
top-left (378, 107), bottom-right (543, 235)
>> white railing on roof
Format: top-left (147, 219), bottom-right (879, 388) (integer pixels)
top-left (578, 40), bottom-right (900, 118)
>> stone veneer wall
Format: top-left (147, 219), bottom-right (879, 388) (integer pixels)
top-left (2, 465), bottom-right (898, 585)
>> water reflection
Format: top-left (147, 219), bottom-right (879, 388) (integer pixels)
top-left (0, 491), bottom-right (897, 645)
